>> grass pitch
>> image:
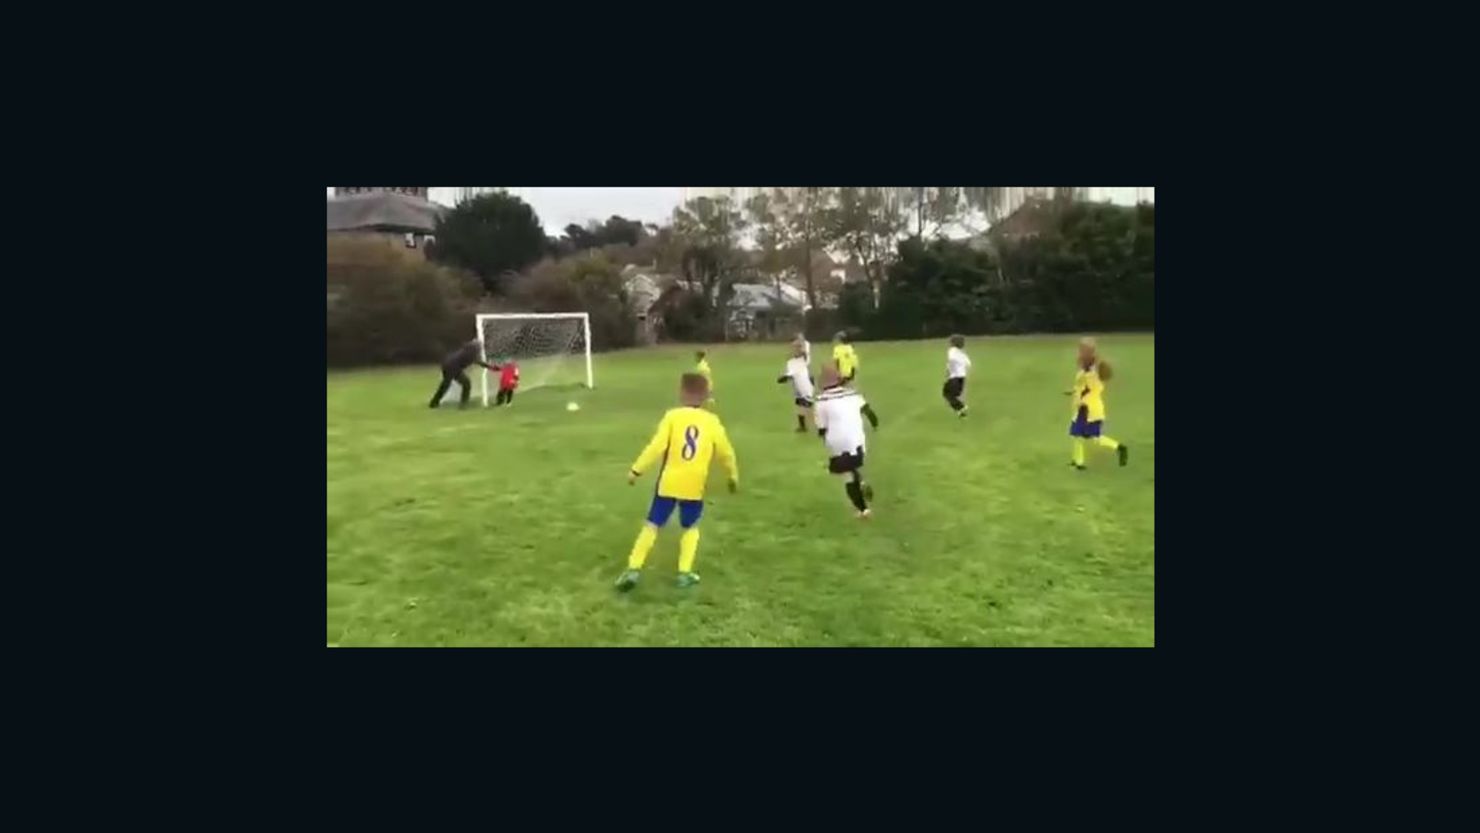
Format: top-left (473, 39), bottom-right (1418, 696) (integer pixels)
top-left (327, 335), bottom-right (1154, 646)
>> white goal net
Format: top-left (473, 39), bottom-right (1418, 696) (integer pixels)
top-left (472, 313), bottom-right (593, 405)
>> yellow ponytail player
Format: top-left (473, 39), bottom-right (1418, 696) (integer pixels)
top-left (617, 372), bottom-right (738, 590)
top-left (694, 350), bottom-right (716, 409)
top-left (1067, 337), bottom-right (1129, 470)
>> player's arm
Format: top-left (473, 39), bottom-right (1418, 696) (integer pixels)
top-left (815, 401), bottom-right (829, 439)
top-left (713, 422), bottom-right (739, 492)
top-left (628, 414), bottom-right (671, 483)
top-left (860, 400), bottom-right (879, 429)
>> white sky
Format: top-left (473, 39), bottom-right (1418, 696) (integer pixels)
top-left (327, 187), bottom-right (1152, 236)
top-left (325, 187), bottom-right (685, 234)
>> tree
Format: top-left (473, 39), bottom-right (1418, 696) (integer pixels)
top-left (745, 190), bottom-right (793, 304)
top-left (899, 187), bottom-right (966, 238)
top-left (829, 187), bottom-right (907, 307)
top-left (962, 187), bottom-right (1010, 225)
top-left (781, 187), bottom-right (835, 309)
top-left (670, 196), bottom-right (749, 339)
top-left (429, 191), bottom-right (547, 293)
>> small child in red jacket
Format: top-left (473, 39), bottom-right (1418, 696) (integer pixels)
top-left (492, 359), bottom-right (520, 406)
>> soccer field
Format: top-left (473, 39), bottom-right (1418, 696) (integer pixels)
top-left (327, 335), bottom-right (1154, 646)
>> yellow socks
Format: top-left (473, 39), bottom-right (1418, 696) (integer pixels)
top-left (1072, 438), bottom-right (1087, 467)
top-left (1095, 436), bottom-right (1120, 451)
top-left (627, 524), bottom-right (659, 569)
top-left (678, 527), bottom-right (701, 573)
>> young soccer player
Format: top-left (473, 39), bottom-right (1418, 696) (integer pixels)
top-left (776, 343), bottom-right (816, 432)
top-left (832, 332), bottom-right (859, 383)
top-left (695, 350), bottom-right (716, 409)
top-left (428, 338), bottom-right (496, 409)
top-left (943, 334), bottom-right (972, 417)
top-left (616, 373), bottom-right (739, 590)
top-left (492, 359), bottom-right (519, 406)
top-left (814, 365), bottom-right (880, 519)
top-left (1067, 337), bottom-right (1129, 470)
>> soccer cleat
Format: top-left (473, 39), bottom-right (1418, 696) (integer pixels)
top-left (857, 509), bottom-right (872, 520)
top-left (958, 408), bottom-right (969, 418)
top-left (675, 572), bottom-right (701, 588)
top-left (614, 569), bottom-right (641, 592)
top-left (1118, 445), bottom-right (1129, 467)
top-left (1070, 462), bottom-right (1086, 471)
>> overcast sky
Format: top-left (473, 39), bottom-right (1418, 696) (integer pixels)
top-left (328, 187), bottom-right (1152, 236)
top-left (325, 187), bottom-right (685, 234)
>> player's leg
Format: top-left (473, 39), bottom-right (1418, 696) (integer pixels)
top-left (943, 378), bottom-right (967, 415)
top-left (1094, 433), bottom-right (1128, 466)
top-left (1070, 407), bottom-right (1089, 469)
top-left (795, 398), bottom-right (810, 432)
top-left (505, 388), bottom-right (515, 406)
top-left (429, 370), bottom-right (453, 408)
top-left (675, 500), bottom-right (705, 587)
top-left (455, 371), bottom-right (473, 408)
top-left (617, 497), bottom-right (676, 590)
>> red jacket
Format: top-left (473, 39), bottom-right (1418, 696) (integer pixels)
top-left (497, 363), bottom-right (520, 389)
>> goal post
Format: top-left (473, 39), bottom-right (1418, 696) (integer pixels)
top-left (474, 312), bottom-right (593, 406)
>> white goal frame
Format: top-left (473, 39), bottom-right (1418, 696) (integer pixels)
top-left (474, 312), bottom-right (594, 406)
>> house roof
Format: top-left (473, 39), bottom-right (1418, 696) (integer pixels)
top-left (327, 191), bottom-right (447, 234)
top-left (729, 282), bottom-right (806, 311)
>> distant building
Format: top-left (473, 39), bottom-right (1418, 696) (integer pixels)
top-left (334, 187), bottom-right (429, 199)
top-left (327, 190), bottom-right (447, 253)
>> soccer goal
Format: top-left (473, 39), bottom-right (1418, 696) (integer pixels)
top-left (475, 312), bottom-right (593, 405)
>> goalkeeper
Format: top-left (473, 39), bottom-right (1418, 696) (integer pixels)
top-left (428, 338), bottom-right (495, 409)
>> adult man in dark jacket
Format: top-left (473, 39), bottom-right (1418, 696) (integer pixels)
top-left (429, 339), bottom-right (496, 408)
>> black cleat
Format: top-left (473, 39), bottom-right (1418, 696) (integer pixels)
top-left (1070, 462), bottom-right (1086, 471)
top-left (1118, 445), bottom-right (1129, 467)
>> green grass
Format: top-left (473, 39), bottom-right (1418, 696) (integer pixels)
top-left (327, 335), bottom-right (1154, 646)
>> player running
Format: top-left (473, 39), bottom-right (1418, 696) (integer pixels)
top-left (428, 338), bottom-right (496, 409)
top-left (776, 342), bottom-right (816, 432)
top-left (695, 350), bottom-right (716, 409)
top-left (943, 334), bottom-right (972, 417)
top-left (1067, 337), bottom-right (1129, 470)
top-left (616, 372), bottom-right (739, 591)
top-left (795, 332), bottom-right (812, 366)
top-left (832, 331), bottom-right (859, 383)
top-left (814, 365), bottom-right (880, 519)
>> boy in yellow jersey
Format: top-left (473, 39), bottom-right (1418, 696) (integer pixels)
top-left (694, 350), bottom-right (716, 409)
top-left (616, 373), bottom-right (739, 590)
top-left (1067, 337), bottom-right (1129, 470)
top-left (832, 331), bottom-right (859, 383)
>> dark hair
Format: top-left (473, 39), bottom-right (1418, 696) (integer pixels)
top-left (680, 372), bottom-right (710, 396)
top-left (695, 349), bottom-right (707, 358)
top-left (949, 334), bottom-right (965, 348)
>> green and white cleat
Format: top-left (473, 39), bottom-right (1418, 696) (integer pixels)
top-left (614, 569), bottom-right (642, 592)
top-left (675, 572), bottom-right (701, 589)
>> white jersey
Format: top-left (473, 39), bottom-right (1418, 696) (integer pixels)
top-left (814, 385), bottom-right (868, 456)
top-left (784, 357), bottom-right (815, 400)
top-left (946, 346), bottom-right (972, 379)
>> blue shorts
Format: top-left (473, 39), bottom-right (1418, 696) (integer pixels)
top-left (1069, 406), bottom-right (1103, 438)
top-left (647, 495), bottom-right (704, 528)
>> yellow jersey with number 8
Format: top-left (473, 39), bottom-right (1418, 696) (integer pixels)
top-left (630, 406), bottom-right (738, 500)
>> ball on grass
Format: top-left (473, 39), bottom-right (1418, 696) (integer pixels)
top-left (566, 402), bottom-right (580, 412)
